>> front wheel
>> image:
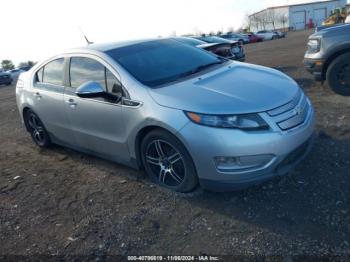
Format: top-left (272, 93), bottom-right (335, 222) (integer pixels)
top-left (141, 129), bottom-right (198, 192)
top-left (24, 110), bottom-right (51, 147)
top-left (327, 53), bottom-right (350, 96)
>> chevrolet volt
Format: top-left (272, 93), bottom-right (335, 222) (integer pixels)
top-left (16, 39), bottom-right (315, 192)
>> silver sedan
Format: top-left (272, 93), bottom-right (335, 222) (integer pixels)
top-left (16, 39), bottom-right (315, 192)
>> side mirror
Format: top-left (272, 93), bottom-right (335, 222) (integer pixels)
top-left (75, 81), bottom-right (105, 98)
top-left (75, 81), bottom-right (121, 102)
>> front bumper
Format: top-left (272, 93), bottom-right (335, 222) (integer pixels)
top-left (178, 102), bottom-right (315, 192)
top-left (303, 58), bottom-right (325, 81)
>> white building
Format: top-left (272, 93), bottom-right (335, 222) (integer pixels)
top-left (249, 0), bottom-right (347, 31)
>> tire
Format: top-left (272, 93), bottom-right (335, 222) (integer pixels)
top-left (24, 109), bottom-right (51, 147)
top-left (238, 40), bottom-right (244, 45)
top-left (141, 129), bottom-right (198, 192)
top-left (326, 53), bottom-right (350, 96)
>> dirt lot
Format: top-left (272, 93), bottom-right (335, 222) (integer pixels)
top-left (1, 30), bottom-right (350, 259)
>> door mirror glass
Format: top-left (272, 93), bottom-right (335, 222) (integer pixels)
top-left (76, 81), bottom-right (122, 102)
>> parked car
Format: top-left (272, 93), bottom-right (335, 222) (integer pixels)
top-left (18, 65), bottom-right (33, 72)
top-left (7, 68), bottom-right (24, 80)
top-left (256, 30), bottom-right (276, 40)
top-left (273, 31), bottom-right (286, 38)
top-left (191, 36), bottom-right (245, 61)
top-left (345, 15), bottom-right (350, 23)
top-left (17, 38), bottom-right (315, 192)
top-left (304, 23), bottom-right (350, 96)
top-left (220, 33), bottom-right (249, 44)
top-left (0, 71), bottom-right (12, 86)
top-left (173, 36), bottom-right (244, 61)
top-left (245, 33), bottom-right (264, 43)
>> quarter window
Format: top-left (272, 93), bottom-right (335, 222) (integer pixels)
top-left (36, 67), bottom-right (44, 82)
top-left (106, 69), bottom-right (123, 97)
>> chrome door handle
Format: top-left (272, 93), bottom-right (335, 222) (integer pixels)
top-left (67, 98), bottom-right (77, 108)
top-left (34, 92), bottom-right (42, 99)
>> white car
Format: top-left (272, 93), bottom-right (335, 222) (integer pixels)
top-left (256, 30), bottom-right (276, 41)
top-left (345, 15), bottom-right (350, 23)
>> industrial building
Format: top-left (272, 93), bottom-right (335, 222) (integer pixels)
top-left (249, 0), bottom-right (348, 31)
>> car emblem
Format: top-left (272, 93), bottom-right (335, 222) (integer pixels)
top-left (294, 106), bottom-right (304, 115)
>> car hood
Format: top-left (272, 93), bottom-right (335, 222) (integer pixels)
top-left (315, 23), bottom-right (350, 34)
top-left (148, 62), bottom-right (300, 114)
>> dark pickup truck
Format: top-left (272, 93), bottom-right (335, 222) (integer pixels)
top-left (304, 23), bottom-right (350, 96)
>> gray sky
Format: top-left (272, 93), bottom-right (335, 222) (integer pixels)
top-left (0, 0), bottom-right (346, 65)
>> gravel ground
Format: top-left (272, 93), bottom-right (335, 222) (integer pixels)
top-left (0, 30), bottom-right (349, 259)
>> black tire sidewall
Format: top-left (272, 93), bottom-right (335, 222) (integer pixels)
top-left (141, 129), bottom-right (198, 193)
top-left (327, 53), bottom-right (350, 96)
top-left (24, 110), bottom-right (51, 148)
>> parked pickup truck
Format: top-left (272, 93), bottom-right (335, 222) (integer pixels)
top-left (304, 23), bottom-right (350, 96)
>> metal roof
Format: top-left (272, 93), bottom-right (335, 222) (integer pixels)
top-left (249, 0), bottom-right (345, 17)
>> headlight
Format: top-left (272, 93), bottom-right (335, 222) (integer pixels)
top-left (185, 111), bottom-right (269, 130)
top-left (307, 39), bottom-right (321, 53)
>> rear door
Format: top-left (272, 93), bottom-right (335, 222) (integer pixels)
top-left (63, 55), bottom-right (130, 162)
top-left (31, 57), bottom-right (72, 144)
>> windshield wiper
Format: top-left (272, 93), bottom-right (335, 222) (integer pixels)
top-left (178, 59), bottom-right (226, 78)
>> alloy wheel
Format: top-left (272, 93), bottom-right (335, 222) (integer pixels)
top-left (27, 112), bottom-right (46, 145)
top-left (145, 139), bottom-right (185, 187)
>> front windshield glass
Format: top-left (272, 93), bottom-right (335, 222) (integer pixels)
top-left (107, 39), bottom-right (224, 87)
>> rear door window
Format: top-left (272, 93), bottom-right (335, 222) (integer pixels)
top-left (42, 58), bottom-right (64, 85)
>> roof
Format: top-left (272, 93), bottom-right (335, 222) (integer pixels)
top-left (81, 39), bottom-right (158, 52)
top-left (249, 0), bottom-right (344, 17)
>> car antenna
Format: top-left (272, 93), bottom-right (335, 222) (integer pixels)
top-left (79, 27), bottom-right (94, 45)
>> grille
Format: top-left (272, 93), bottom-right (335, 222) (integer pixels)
top-left (267, 90), bottom-right (310, 131)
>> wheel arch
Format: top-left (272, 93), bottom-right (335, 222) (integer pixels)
top-left (22, 106), bottom-right (32, 131)
top-left (323, 48), bottom-right (350, 80)
top-left (134, 125), bottom-right (176, 169)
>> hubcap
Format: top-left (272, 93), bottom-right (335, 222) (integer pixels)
top-left (145, 140), bottom-right (185, 187)
top-left (337, 63), bottom-right (350, 87)
top-left (27, 113), bottom-right (46, 144)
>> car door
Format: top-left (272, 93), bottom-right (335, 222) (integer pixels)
top-left (31, 57), bottom-right (73, 144)
top-left (63, 55), bottom-right (130, 162)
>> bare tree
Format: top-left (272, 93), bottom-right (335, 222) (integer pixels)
top-left (267, 9), bottom-right (277, 30)
top-left (277, 13), bottom-right (288, 31)
top-left (243, 12), bottom-right (252, 32)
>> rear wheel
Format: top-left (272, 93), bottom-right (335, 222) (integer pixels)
top-left (24, 110), bottom-right (51, 147)
top-left (327, 53), bottom-right (350, 96)
top-left (141, 129), bottom-right (198, 192)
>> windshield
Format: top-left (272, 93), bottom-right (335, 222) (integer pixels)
top-left (107, 39), bottom-right (224, 87)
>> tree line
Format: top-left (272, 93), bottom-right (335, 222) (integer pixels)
top-left (245, 9), bottom-right (288, 32)
top-left (1, 60), bottom-right (36, 71)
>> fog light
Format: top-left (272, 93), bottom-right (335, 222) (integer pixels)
top-left (214, 154), bottom-right (274, 172)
